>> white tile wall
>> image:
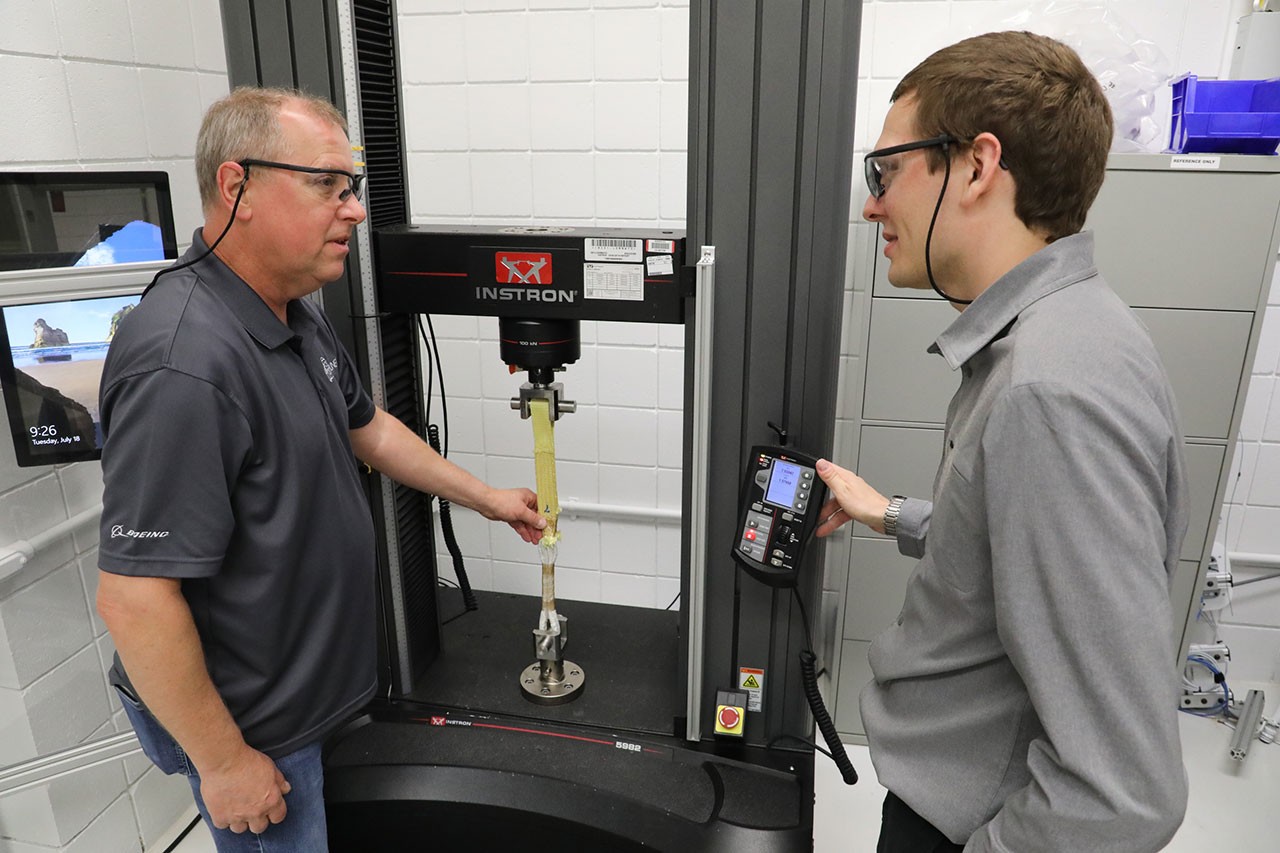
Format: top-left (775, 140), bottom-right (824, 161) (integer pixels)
top-left (0, 784), bottom-right (60, 846)
top-left (66, 796), bottom-right (143, 853)
top-left (131, 766), bottom-right (198, 850)
top-left (595, 10), bottom-right (662, 80)
top-left (42, 760), bottom-right (129, 846)
top-left (191, 1), bottom-right (228, 74)
top-left (0, 1), bottom-right (227, 849)
top-left (0, 564), bottom-right (94, 689)
top-left (128, 0), bottom-right (197, 69)
top-left (468, 84), bottom-right (533, 149)
top-left (0, 0), bottom-right (61, 55)
top-left (400, 15), bottom-right (467, 84)
top-left (65, 61), bottom-right (150, 160)
top-left (595, 152), bottom-right (660, 217)
top-left (464, 14), bottom-right (530, 83)
top-left (0, 55), bottom-right (80, 163)
top-left (529, 13), bottom-right (595, 81)
top-left (532, 153), bottom-right (597, 217)
top-left (471, 152), bottom-right (535, 215)
top-left (400, 4), bottom-right (686, 617)
top-left (138, 69), bottom-right (205, 159)
top-left (531, 84), bottom-right (596, 149)
top-left (55, 0), bottom-right (134, 64)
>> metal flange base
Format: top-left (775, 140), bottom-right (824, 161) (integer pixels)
top-left (518, 660), bottom-right (585, 705)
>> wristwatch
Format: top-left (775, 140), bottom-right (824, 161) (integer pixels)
top-left (882, 495), bottom-right (906, 537)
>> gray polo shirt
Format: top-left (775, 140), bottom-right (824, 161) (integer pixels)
top-left (99, 231), bottom-right (378, 759)
top-left (861, 232), bottom-right (1189, 852)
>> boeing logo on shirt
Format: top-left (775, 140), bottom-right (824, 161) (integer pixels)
top-left (111, 525), bottom-right (170, 539)
top-left (321, 356), bottom-right (337, 383)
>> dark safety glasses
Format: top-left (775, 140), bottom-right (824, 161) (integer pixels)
top-left (863, 135), bottom-right (956, 199)
top-left (239, 158), bottom-right (366, 203)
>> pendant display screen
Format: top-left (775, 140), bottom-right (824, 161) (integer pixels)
top-left (765, 459), bottom-right (802, 508)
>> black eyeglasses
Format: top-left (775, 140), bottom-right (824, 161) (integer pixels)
top-left (864, 135), bottom-right (956, 199)
top-left (239, 159), bottom-right (366, 203)
top-left (864, 135), bottom-right (1012, 199)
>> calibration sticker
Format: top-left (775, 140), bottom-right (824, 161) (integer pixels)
top-left (739, 666), bottom-right (764, 712)
top-left (584, 262), bottom-right (644, 301)
top-left (646, 254), bottom-right (674, 276)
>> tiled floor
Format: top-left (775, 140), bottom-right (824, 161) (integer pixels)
top-left (168, 688), bottom-right (1279, 852)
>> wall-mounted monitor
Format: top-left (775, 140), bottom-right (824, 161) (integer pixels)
top-left (0, 171), bottom-right (178, 272)
top-left (0, 292), bottom-right (141, 467)
top-left (0, 170), bottom-right (176, 466)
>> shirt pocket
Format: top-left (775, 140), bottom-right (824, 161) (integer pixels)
top-left (925, 458), bottom-right (990, 595)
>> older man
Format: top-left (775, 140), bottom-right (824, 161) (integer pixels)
top-left (96, 87), bottom-right (544, 852)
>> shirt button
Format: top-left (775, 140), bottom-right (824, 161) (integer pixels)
top-left (896, 616), bottom-right (904, 626)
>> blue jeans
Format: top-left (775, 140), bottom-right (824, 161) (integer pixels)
top-left (116, 686), bottom-right (329, 852)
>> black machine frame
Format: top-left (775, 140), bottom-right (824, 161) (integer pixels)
top-left (217, 1), bottom-right (860, 848)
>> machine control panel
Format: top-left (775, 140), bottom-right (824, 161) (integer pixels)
top-left (731, 445), bottom-right (827, 587)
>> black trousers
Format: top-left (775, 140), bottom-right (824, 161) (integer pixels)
top-left (877, 791), bottom-right (966, 853)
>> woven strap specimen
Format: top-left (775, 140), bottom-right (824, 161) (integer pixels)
top-left (530, 398), bottom-right (560, 617)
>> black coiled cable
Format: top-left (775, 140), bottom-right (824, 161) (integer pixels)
top-left (427, 423), bottom-right (477, 611)
top-left (791, 586), bottom-right (857, 785)
top-left (799, 648), bottom-right (858, 785)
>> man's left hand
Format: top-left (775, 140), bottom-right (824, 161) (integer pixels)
top-left (482, 487), bottom-right (546, 543)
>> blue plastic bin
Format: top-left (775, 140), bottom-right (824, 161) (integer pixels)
top-left (1168, 74), bottom-right (1280, 155)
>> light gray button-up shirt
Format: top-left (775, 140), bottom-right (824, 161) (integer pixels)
top-left (861, 232), bottom-right (1189, 852)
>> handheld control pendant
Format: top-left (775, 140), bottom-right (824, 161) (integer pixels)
top-left (731, 445), bottom-right (827, 587)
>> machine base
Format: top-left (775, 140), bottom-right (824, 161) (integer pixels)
top-left (323, 591), bottom-right (815, 851)
top-left (324, 703), bottom-right (813, 853)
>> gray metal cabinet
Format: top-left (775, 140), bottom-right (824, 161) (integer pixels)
top-left (828, 154), bottom-right (1280, 737)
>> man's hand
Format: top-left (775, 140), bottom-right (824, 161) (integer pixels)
top-left (199, 743), bottom-right (292, 834)
top-left (480, 486), bottom-right (547, 543)
top-left (814, 458), bottom-right (891, 537)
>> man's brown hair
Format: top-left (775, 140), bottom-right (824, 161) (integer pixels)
top-left (893, 31), bottom-right (1113, 241)
top-left (195, 87), bottom-right (349, 213)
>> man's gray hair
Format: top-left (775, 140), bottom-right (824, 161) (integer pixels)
top-left (195, 87), bottom-right (348, 212)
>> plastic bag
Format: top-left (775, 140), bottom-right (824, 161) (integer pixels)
top-left (1002, 1), bottom-right (1174, 152)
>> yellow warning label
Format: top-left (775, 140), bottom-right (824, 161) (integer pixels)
top-left (739, 666), bottom-right (764, 712)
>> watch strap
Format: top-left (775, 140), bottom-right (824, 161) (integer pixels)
top-left (883, 495), bottom-right (906, 537)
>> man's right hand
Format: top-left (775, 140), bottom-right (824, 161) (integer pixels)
top-left (815, 458), bottom-right (891, 537)
top-left (198, 744), bottom-right (292, 834)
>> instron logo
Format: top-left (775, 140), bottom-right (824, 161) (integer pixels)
top-left (495, 252), bottom-right (553, 285)
top-left (429, 716), bottom-right (447, 726)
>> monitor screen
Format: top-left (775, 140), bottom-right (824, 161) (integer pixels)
top-left (0, 294), bottom-right (140, 466)
top-left (0, 171), bottom-right (177, 272)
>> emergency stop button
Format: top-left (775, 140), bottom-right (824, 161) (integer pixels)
top-left (713, 688), bottom-right (748, 737)
top-left (715, 704), bottom-right (744, 736)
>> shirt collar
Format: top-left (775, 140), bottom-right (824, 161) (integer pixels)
top-left (180, 227), bottom-right (299, 350)
top-left (183, 229), bottom-right (299, 350)
top-left (929, 231), bottom-right (1097, 370)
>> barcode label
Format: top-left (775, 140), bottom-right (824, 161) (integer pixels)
top-left (584, 238), bottom-right (643, 262)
